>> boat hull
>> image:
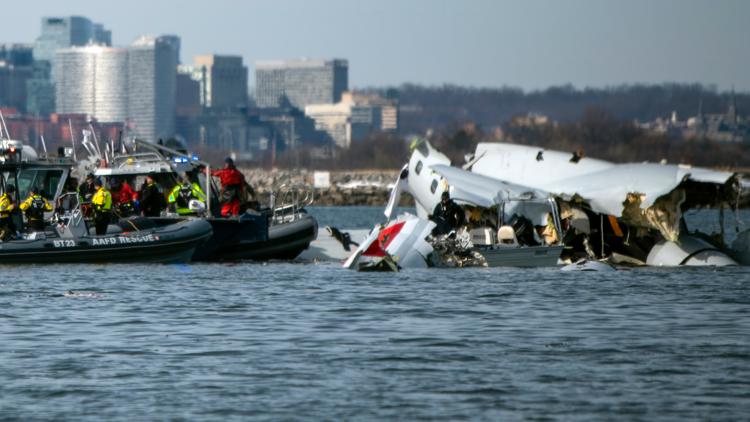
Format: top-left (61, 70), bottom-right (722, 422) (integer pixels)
top-left (476, 245), bottom-right (564, 267)
top-left (0, 220), bottom-right (212, 264)
top-left (222, 214), bottom-right (318, 261)
top-left (150, 211), bottom-right (317, 261)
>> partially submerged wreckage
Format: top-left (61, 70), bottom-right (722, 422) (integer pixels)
top-left (343, 139), bottom-right (750, 270)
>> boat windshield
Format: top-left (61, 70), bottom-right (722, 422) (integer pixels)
top-left (15, 168), bottom-right (64, 200)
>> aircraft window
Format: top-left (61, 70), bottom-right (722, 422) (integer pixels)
top-left (430, 179), bottom-right (438, 194)
top-left (415, 160), bottom-right (423, 175)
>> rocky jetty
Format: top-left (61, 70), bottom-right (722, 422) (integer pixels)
top-left (238, 168), bottom-right (413, 206)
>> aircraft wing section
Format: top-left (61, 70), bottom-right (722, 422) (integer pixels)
top-left (430, 164), bottom-right (549, 207)
top-left (545, 163), bottom-right (735, 216)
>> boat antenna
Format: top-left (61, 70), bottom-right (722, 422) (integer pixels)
top-left (88, 123), bottom-right (102, 157)
top-left (0, 110), bottom-right (10, 140)
top-left (40, 135), bottom-right (48, 158)
top-left (68, 119), bottom-right (78, 160)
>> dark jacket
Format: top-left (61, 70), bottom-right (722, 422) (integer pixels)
top-left (430, 199), bottom-right (465, 235)
top-left (139, 182), bottom-right (165, 217)
top-left (78, 181), bottom-right (96, 203)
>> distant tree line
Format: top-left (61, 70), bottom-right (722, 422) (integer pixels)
top-left (364, 83), bottom-right (749, 135)
top-left (242, 83), bottom-right (750, 170)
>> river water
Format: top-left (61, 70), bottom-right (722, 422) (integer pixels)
top-left (1, 207), bottom-right (749, 420)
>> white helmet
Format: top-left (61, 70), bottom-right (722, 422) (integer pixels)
top-left (188, 199), bottom-right (206, 212)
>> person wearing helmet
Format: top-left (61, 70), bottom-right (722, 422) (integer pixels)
top-left (168, 175), bottom-right (206, 215)
top-left (0, 185), bottom-right (17, 240)
top-left (210, 157), bottom-right (246, 217)
top-left (19, 186), bottom-right (53, 232)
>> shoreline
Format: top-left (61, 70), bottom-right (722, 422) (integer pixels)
top-left (239, 168), bottom-right (414, 206)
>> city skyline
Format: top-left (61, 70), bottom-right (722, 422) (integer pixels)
top-left (2, 0), bottom-right (749, 92)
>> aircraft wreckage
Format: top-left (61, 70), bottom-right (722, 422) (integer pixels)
top-left (343, 139), bottom-right (750, 271)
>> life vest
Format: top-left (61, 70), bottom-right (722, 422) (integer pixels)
top-left (0, 194), bottom-right (13, 218)
top-left (27, 196), bottom-right (46, 220)
top-left (177, 185), bottom-right (193, 208)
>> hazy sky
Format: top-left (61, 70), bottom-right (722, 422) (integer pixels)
top-left (5, 0), bottom-right (749, 91)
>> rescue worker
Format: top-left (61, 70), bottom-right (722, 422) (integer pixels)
top-left (19, 187), bottom-right (53, 232)
top-left (78, 173), bottom-right (97, 215)
top-left (0, 185), bottom-right (17, 240)
top-left (91, 178), bottom-right (112, 235)
top-left (139, 173), bottom-right (166, 217)
top-left (168, 175), bottom-right (206, 215)
top-left (109, 177), bottom-right (136, 216)
top-left (210, 157), bottom-right (246, 217)
top-left (430, 191), bottom-right (465, 236)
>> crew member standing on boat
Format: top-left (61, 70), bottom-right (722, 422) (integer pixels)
top-left (20, 187), bottom-right (53, 232)
top-left (0, 185), bottom-right (17, 240)
top-left (211, 157), bottom-right (245, 217)
top-left (430, 190), bottom-right (465, 235)
top-left (78, 173), bottom-right (97, 216)
top-left (110, 177), bottom-right (136, 216)
top-left (139, 173), bottom-right (166, 217)
top-left (91, 179), bottom-right (112, 235)
top-left (168, 175), bottom-right (206, 215)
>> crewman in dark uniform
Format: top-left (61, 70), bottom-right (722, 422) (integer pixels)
top-left (139, 173), bottom-right (166, 217)
top-left (430, 191), bottom-right (465, 235)
top-left (78, 173), bottom-right (97, 216)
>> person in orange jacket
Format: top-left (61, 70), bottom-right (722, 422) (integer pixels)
top-left (211, 157), bottom-right (246, 217)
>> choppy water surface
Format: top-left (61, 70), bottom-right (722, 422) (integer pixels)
top-left (1, 207), bottom-right (749, 420)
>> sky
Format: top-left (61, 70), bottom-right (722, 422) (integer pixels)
top-left (5, 0), bottom-right (749, 91)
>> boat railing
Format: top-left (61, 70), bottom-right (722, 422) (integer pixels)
top-left (270, 183), bottom-right (314, 224)
top-left (54, 193), bottom-right (88, 238)
top-left (110, 152), bottom-right (170, 169)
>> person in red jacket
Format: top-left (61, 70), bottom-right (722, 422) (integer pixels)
top-left (211, 157), bottom-right (245, 217)
top-left (109, 177), bottom-right (137, 216)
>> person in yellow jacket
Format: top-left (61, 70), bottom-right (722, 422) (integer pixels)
top-left (91, 179), bottom-right (113, 235)
top-left (0, 185), bottom-right (17, 240)
top-left (168, 175), bottom-right (206, 215)
top-left (19, 187), bottom-right (53, 232)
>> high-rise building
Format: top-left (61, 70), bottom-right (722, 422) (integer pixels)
top-left (255, 59), bottom-right (347, 110)
top-left (0, 44), bottom-right (34, 112)
top-left (26, 62), bottom-right (55, 116)
top-left (34, 16), bottom-right (111, 65)
top-left (127, 35), bottom-right (179, 142)
top-left (175, 65), bottom-right (201, 142)
top-left (29, 16), bottom-right (111, 117)
top-left (54, 45), bottom-right (128, 123)
top-left (52, 35), bottom-right (179, 142)
top-left (191, 55), bottom-right (248, 109)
